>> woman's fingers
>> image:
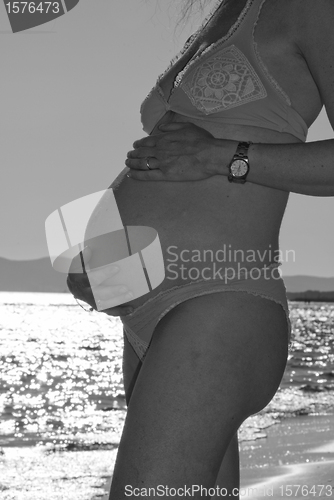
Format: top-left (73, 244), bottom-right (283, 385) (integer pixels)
top-left (133, 136), bottom-right (157, 148)
top-left (127, 147), bottom-right (157, 160)
top-left (94, 284), bottom-right (132, 301)
top-left (87, 264), bottom-right (119, 286)
top-left (95, 284), bottom-right (133, 310)
top-left (68, 262), bottom-right (119, 290)
top-left (69, 281), bottom-right (133, 313)
top-left (68, 278), bottom-right (133, 315)
top-left (97, 291), bottom-right (133, 312)
top-left (67, 254), bottom-right (135, 316)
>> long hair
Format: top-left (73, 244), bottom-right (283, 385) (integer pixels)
top-left (173, 0), bottom-right (218, 34)
top-left (179, 0), bottom-right (214, 22)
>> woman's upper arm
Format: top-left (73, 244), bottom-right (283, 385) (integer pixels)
top-left (295, 0), bottom-right (334, 128)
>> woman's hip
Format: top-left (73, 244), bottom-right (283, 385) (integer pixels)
top-left (121, 263), bottom-right (291, 363)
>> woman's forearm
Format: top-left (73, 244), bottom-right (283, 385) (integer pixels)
top-left (212, 138), bottom-right (334, 196)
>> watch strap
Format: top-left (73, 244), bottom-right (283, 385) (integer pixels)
top-left (228, 141), bottom-right (252, 183)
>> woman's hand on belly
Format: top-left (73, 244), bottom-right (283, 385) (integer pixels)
top-left (125, 122), bottom-right (237, 182)
top-left (67, 247), bottom-right (134, 316)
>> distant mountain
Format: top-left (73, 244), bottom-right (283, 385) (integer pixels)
top-left (1, 257), bottom-right (334, 296)
top-left (0, 257), bottom-right (68, 293)
top-left (282, 275), bottom-right (334, 293)
top-left (286, 290), bottom-right (334, 302)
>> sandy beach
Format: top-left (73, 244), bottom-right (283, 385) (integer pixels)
top-left (1, 410), bottom-right (333, 500)
top-left (93, 411), bottom-right (334, 499)
top-left (240, 411), bottom-right (334, 499)
top-left (0, 446), bottom-right (117, 500)
top-left (2, 296), bottom-right (333, 499)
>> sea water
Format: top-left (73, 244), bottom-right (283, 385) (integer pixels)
top-left (0, 292), bottom-right (334, 497)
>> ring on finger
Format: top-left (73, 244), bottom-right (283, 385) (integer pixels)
top-left (146, 156), bottom-right (155, 170)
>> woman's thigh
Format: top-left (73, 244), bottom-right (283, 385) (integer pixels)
top-left (123, 333), bottom-right (240, 497)
top-left (111, 291), bottom-right (288, 498)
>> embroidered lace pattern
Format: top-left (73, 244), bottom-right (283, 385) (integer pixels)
top-left (140, 0), bottom-right (228, 107)
top-left (173, 0), bottom-right (254, 92)
top-left (140, 0), bottom-right (298, 129)
top-left (182, 44), bottom-right (267, 114)
top-left (252, 0), bottom-right (291, 105)
top-left (141, 0), bottom-right (256, 107)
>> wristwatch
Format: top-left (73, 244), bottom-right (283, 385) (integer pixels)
top-left (228, 141), bottom-right (252, 183)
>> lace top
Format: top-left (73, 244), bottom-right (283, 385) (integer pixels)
top-left (140, 0), bottom-right (308, 142)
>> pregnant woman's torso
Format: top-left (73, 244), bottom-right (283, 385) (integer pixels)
top-left (87, 0), bottom-right (322, 309)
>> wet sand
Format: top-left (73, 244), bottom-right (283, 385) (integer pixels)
top-left (96, 412), bottom-right (334, 499)
top-left (240, 412), bottom-right (334, 498)
top-left (0, 446), bottom-right (117, 500)
top-left (1, 412), bottom-right (333, 499)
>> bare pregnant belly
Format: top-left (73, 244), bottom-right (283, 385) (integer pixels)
top-left (92, 165), bottom-right (287, 309)
top-left (85, 116), bottom-right (299, 310)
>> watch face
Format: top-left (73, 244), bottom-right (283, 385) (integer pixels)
top-left (231, 159), bottom-right (248, 177)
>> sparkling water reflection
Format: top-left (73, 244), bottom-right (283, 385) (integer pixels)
top-left (0, 294), bottom-right (126, 449)
top-left (1, 294), bottom-right (334, 450)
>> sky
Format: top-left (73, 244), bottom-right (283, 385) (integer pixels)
top-left (1, 0), bottom-right (333, 277)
